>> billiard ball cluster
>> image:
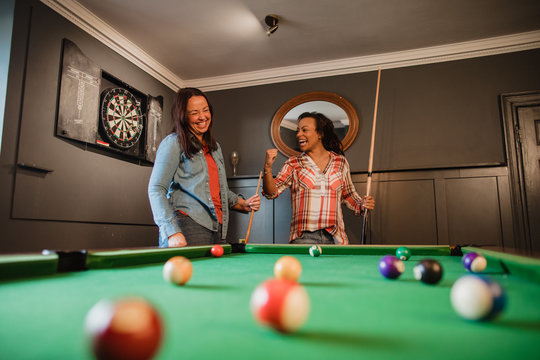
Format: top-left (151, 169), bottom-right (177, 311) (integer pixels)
top-left (378, 247), bottom-right (445, 285)
top-left (85, 244), bottom-right (227, 359)
top-left (85, 245), bottom-right (504, 358)
top-left (378, 248), bottom-right (505, 322)
top-left (450, 251), bottom-right (505, 321)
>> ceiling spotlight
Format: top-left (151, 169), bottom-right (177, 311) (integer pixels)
top-left (265, 14), bottom-right (279, 36)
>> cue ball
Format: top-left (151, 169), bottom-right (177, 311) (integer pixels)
top-left (163, 256), bottom-right (193, 285)
top-left (462, 252), bottom-right (487, 273)
top-left (413, 259), bottom-right (443, 285)
top-left (274, 256), bottom-right (302, 282)
top-left (211, 245), bottom-right (224, 257)
top-left (378, 255), bottom-right (405, 279)
top-left (450, 275), bottom-right (505, 321)
top-left (250, 278), bottom-right (310, 333)
top-left (84, 297), bottom-right (163, 360)
top-left (309, 245), bottom-right (322, 257)
top-left (396, 246), bottom-right (411, 261)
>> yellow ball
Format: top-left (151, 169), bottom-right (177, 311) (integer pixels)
top-left (274, 256), bottom-right (302, 282)
top-left (163, 256), bottom-right (193, 285)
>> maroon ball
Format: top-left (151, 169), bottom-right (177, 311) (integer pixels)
top-left (85, 298), bottom-right (163, 360)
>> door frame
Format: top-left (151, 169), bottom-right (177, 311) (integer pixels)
top-left (500, 90), bottom-right (540, 252)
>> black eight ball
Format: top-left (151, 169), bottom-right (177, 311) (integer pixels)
top-left (413, 259), bottom-right (443, 285)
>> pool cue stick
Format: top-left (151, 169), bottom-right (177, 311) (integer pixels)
top-left (244, 171), bottom-right (263, 244)
top-left (361, 67), bottom-right (382, 245)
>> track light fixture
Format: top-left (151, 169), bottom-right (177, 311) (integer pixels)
top-left (265, 14), bottom-right (279, 36)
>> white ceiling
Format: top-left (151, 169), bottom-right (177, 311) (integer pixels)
top-left (44, 0), bottom-right (540, 90)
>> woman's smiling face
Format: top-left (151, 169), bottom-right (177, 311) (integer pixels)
top-left (187, 95), bottom-right (211, 141)
top-left (296, 116), bottom-right (322, 152)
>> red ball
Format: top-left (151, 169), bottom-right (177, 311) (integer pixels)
top-left (211, 245), bottom-right (224, 257)
top-left (250, 278), bottom-right (310, 333)
top-left (85, 298), bottom-right (163, 360)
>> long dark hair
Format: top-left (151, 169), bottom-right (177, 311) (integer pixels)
top-left (298, 112), bottom-right (344, 155)
top-left (171, 87), bottom-right (217, 158)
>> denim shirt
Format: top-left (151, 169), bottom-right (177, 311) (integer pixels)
top-left (148, 133), bottom-right (240, 244)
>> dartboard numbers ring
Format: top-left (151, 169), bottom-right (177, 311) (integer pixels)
top-left (100, 88), bottom-right (144, 149)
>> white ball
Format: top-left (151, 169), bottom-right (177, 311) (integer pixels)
top-left (450, 275), bottom-right (504, 321)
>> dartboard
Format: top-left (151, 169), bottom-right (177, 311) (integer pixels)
top-left (100, 88), bottom-right (144, 149)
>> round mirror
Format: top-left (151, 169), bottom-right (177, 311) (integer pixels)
top-left (271, 92), bottom-right (359, 157)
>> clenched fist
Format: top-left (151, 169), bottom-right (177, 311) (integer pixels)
top-left (265, 149), bottom-right (278, 169)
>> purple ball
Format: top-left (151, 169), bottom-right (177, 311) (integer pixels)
top-left (462, 252), bottom-right (487, 273)
top-left (378, 255), bottom-right (405, 279)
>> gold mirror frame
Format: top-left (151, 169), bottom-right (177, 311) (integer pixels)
top-left (270, 91), bottom-right (359, 157)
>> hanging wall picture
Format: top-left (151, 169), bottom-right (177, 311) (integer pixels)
top-left (57, 39), bottom-right (101, 144)
top-left (145, 95), bottom-right (164, 163)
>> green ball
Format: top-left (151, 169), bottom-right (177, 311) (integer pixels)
top-left (396, 246), bottom-right (411, 261)
top-left (309, 245), bottom-right (322, 257)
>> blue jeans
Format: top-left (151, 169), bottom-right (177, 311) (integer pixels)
top-left (159, 212), bottom-right (224, 247)
top-left (291, 230), bottom-right (335, 245)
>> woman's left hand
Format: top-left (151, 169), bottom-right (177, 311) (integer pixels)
top-left (362, 195), bottom-right (375, 211)
top-left (244, 194), bottom-right (261, 212)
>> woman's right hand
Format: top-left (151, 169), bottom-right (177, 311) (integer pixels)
top-left (265, 149), bottom-right (278, 169)
top-left (168, 232), bottom-right (187, 247)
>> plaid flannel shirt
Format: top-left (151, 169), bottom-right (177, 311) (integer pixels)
top-left (264, 152), bottom-right (364, 245)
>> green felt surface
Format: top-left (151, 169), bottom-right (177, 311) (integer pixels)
top-left (0, 248), bottom-right (539, 359)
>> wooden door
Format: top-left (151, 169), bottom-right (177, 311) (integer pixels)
top-left (517, 105), bottom-right (540, 252)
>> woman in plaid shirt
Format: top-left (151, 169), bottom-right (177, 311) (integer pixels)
top-left (263, 112), bottom-right (375, 245)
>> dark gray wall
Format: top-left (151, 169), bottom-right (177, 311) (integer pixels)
top-left (1, 0), bottom-right (539, 253)
top-left (229, 166), bottom-right (514, 248)
top-left (0, 1), bottom-right (175, 253)
top-left (209, 49), bottom-right (540, 177)
top-left (212, 50), bottom-right (540, 251)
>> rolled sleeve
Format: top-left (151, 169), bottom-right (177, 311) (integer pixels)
top-left (341, 159), bottom-right (364, 215)
top-left (227, 189), bottom-right (241, 208)
top-left (263, 162), bottom-right (293, 199)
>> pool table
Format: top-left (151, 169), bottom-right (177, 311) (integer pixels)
top-left (1, 244), bottom-right (539, 359)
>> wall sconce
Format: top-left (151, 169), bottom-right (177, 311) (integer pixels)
top-left (265, 14), bottom-right (279, 37)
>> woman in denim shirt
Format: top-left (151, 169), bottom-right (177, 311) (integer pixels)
top-left (148, 88), bottom-right (260, 247)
